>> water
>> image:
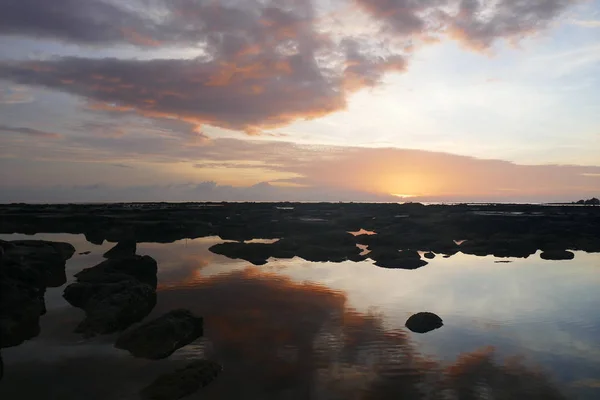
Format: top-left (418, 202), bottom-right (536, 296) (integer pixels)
top-left (1, 233), bottom-right (599, 399)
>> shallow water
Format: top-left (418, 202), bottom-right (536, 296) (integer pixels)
top-left (1, 233), bottom-right (599, 399)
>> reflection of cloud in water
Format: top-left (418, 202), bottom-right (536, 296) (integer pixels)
top-left (1, 234), bottom-right (598, 398)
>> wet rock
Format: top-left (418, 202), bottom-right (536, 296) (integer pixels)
top-left (405, 312), bottom-right (443, 334)
top-left (540, 250), bottom-right (575, 261)
top-left (75, 255), bottom-right (157, 287)
top-left (1, 240), bottom-right (75, 287)
top-left (103, 240), bottom-right (136, 259)
top-left (63, 255), bottom-right (158, 337)
top-left (209, 242), bottom-right (271, 265)
top-left (140, 360), bottom-right (222, 400)
top-left (424, 252), bottom-right (436, 259)
top-left (0, 240), bottom-right (74, 348)
top-left (370, 249), bottom-right (428, 270)
top-left (115, 309), bottom-right (204, 359)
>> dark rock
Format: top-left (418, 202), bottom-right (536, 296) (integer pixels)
top-left (64, 281), bottom-right (156, 336)
top-left (115, 309), bottom-right (204, 359)
top-left (79, 251), bottom-right (91, 255)
top-left (140, 360), bottom-right (222, 400)
top-left (405, 312), bottom-right (443, 334)
top-left (370, 249), bottom-right (428, 270)
top-left (209, 242), bottom-right (271, 265)
top-left (103, 240), bottom-right (136, 259)
top-left (75, 255), bottom-right (157, 288)
top-left (540, 250), bottom-right (575, 261)
top-left (1, 240), bottom-right (75, 287)
top-left (424, 252), bottom-right (436, 259)
top-left (63, 255), bottom-right (158, 337)
top-left (0, 240), bottom-right (74, 348)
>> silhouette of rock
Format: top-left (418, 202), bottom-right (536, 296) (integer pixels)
top-left (424, 252), bottom-right (436, 259)
top-left (63, 255), bottom-right (158, 336)
top-left (370, 249), bottom-right (428, 270)
top-left (540, 250), bottom-right (575, 260)
top-left (115, 309), bottom-right (204, 359)
top-left (0, 240), bottom-right (74, 348)
top-left (74, 255), bottom-right (157, 287)
top-left (210, 231), bottom-right (364, 264)
top-left (209, 242), bottom-right (271, 265)
top-left (103, 241), bottom-right (136, 259)
top-left (140, 360), bottom-right (222, 400)
top-left (405, 312), bottom-right (443, 334)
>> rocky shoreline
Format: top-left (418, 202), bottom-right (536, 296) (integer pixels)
top-left (0, 237), bottom-right (220, 398)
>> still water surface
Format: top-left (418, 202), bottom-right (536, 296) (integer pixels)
top-left (1, 233), bottom-right (599, 399)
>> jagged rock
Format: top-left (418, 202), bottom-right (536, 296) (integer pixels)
top-left (63, 255), bottom-right (158, 337)
top-left (115, 309), bottom-right (204, 359)
top-left (540, 250), bottom-right (575, 261)
top-left (405, 312), bottom-right (443, 334)
top-left (140, 360), bottom-right (222, 400)
top-left (103, 241), bottom-right (136, 259)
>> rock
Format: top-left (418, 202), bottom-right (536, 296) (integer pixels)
top-left (65, 281), bottom-right (157, 336)
top-left (540, 250), bottom-right (575, 261)
top-left (140, 360), bottom-right (222, 400)
top-left (63, 255), bottom-right (158, 337)
top-left (405, 312), bottom-right (443, 334)
top-left (1, 240), bottom-right (75, 287)
top-left (103, 241), bottom-right (136, 259)
top-left (209, 242), bottom-right (271, 265)
top-left (370, 249), bottom-right (428, 270)
top-left (79, 251), bottom-right (91, 255)
top-left (424, 252), bottom-right (436, 259)
top-left (75, 255), bottom-right (157, 288)
top-left (115, 309), bottom-right (204, 359)
top-left (0, 240), bottom-right (74, 348)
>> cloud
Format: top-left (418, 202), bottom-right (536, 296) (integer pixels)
top-left (570, 19), bottom-right (600, 28)
top-left (0, 0), bottom-right (578, 133)
top-left (1, 137), bottom-right (599, 202)
top-left (356, 0), bottom-right (578, 50)
top-left (0, 124), bottom-right (62, 139)
top-left (0, 86), bottom-right (34, 104)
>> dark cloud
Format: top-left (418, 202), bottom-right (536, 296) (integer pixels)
top-left (355, 0), bottom-right (577, 49)
top-left (0, 124), bottom-right (62, 139)
top-left (0, 0), bottom-right (577, 133)
top-left (448, 0), bottom-right (577, 50)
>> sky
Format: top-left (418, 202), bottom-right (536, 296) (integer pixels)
top-left (0, 0), bottom-right (599, 203)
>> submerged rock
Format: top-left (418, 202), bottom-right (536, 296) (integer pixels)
top-left (103, 240), bottom-right (136, 259)
top-left (115, 309), bottom-right (204, 359)
top-left (63, 255), bottom-right (158, 336)
top-left (405, 312), bottom-right (443, 334)
top-left (540, 250), bottom-right (575, 261)
top-left (140, 360), bottom-right (222, 400)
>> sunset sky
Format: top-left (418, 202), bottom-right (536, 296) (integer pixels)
top-left (1, 0), bottom-right (599, 202)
